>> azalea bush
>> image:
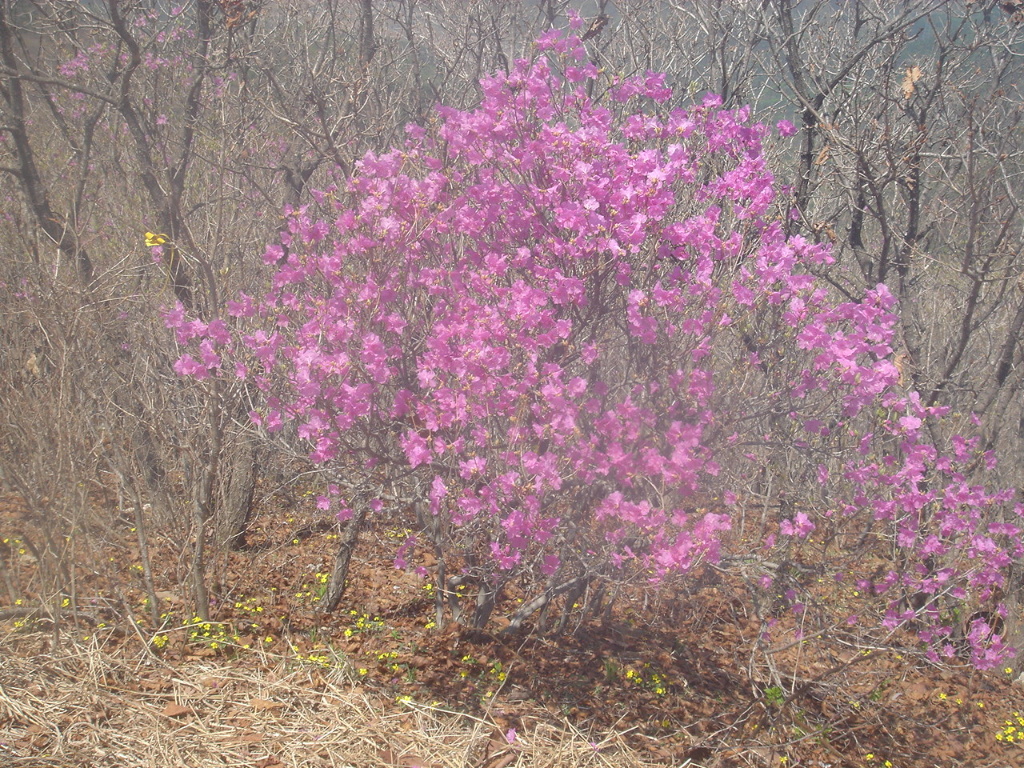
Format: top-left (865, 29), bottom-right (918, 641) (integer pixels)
top-left (168, 21), bottom-right (1022, 668)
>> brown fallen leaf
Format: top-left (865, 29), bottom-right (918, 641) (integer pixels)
top-left (227, 731), bottom-right (264, 744)
top-left (906, 682), bottom-right (931, 702)
top-left (139, 675), bottom-right (171, 692)
top-left (484, 755), bottom-right (517, 768)
top-left (251, 697), bottom-right (285, 711)
top-left (682, 746), bottom-right (714, 763)
top-left (160, 702), bottom-right (191, 718)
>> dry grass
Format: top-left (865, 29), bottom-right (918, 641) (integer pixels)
top-left (0, 631), bottom-right (673, 768)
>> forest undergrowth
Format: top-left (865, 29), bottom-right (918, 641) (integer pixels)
top-left (2, 488), bottom-right (1023, 768)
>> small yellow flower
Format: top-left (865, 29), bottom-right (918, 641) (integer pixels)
top-left (144, 232), bottom-right (168, 247)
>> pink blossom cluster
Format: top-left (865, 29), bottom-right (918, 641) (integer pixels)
top-left (168, 28), bottom-right (1021, 666)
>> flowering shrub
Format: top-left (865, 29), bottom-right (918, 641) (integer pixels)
top-left (168, 22), bottom-right (1022, 666)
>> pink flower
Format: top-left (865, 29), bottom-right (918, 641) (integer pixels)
top-left (780, 512), bottom-right (815, 538)
top-left (776, 119), bottom-right (797, 137)
top-left (541, 554), bottom-right (560, 576)
top-left (173, 354), bottom-right (208, 379)
top-left (400, 430), bottom-right (431, 468)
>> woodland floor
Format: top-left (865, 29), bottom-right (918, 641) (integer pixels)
top-left (2, 487), bottom-right (1024, 768)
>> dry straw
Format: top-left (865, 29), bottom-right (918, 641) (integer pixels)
top-left (0, 631), bottom-right (672, 768)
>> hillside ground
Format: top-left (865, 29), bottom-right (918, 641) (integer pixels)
top-left (2, 488), bottom-right (1024, 768)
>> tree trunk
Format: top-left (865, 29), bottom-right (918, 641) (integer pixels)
top-left (317, 506), bottom-right (368, 613)
top-left (0, 3), bottom-right (94, 284)
top-left (215, 428), bottom-right (257, 550)
top-left (1002, 564), bottom-right (1024, 676)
